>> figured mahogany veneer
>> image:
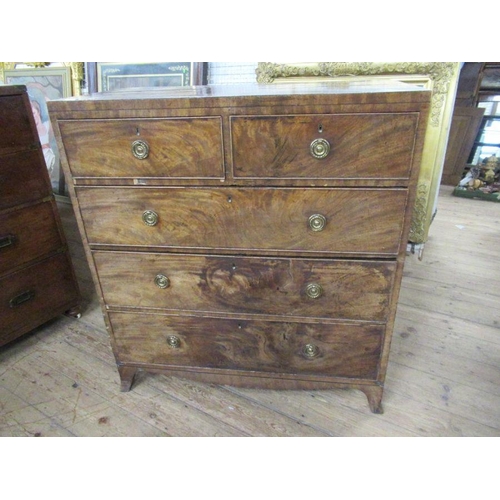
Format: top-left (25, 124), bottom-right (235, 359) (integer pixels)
top-left (49, 82), bottom-right (430, 413)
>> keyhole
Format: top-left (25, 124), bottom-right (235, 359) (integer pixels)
top-left (227, 196), bottom-right (232, 203)
top-left (231, 263), bottom-right (237, 270)
top-left (318, 124), bottom-right (323, 133)
top-left (136, 127), bottom-right (140, 136)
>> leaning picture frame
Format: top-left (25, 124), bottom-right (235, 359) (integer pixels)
top-left (3, 66), bottom-right (72, 195)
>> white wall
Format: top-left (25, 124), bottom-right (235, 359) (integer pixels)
top-left (207, 62), bottom-right (258, 84)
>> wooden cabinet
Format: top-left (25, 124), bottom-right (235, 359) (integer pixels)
top-left (49, 82), bottom-right (430, 413)
top-left (0, 85), bottom-right (80, 348)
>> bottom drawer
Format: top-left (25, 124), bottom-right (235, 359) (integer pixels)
top-left (0, 252), bottom-right (79, 342)
top-left (109, 312), bottom-right (383, 380)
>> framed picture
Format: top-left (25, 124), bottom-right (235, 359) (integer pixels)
top-left (86, 62), bottom-right (206, 93)
top-left (4, 66), bottom-right (72, 195)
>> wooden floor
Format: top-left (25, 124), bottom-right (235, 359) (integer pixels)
top-left (1, 185), bottom-right (499, 437)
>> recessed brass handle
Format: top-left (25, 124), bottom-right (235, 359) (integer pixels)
top-left (310, 138), bottom-right (330, 159)
top-left (166, 335), bottom-right (180, 348)
top-left (9, 290), bottom-right (35, 308)
top-left (0, 235), bottom-right (16, 250)
top-left (154, 274), bottom-right (170, 289)
top-left (305, 283), bottom-right (323, 299)
top-left (142, 210), bottom-right (158, 226)
top-left (308, 213), bottom-right (327, 232)
top-left (132, 139), bottom-right (150, 159)
top-left (303, 343), bottom-right (320, 358)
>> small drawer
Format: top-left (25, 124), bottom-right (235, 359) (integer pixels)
top-left (0, 201), bottom-right (63, 276)
top-left (0, 94), bottom-right (39, 156)
top-left (109, 312), bottom-right (383, 380)
top-left (94, 252), bottom-right (396, 322)
top-left (0, 252), bottom-right (80, 340)
top-left (58, 117), bottom-right (224, 179)
top-left (0, 150), bottom-right (52, 210)
top-left (77, 187), bottom-right (408, 256)
top-left (230, 113), bottom-right (419, 180)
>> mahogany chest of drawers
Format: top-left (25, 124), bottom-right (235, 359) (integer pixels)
top-left (49, 82), bottom-right (430, 413)
top-left (0, 85), bottom-right (80, 348)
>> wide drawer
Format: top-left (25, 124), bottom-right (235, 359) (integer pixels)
top-left (109, 312), bottom-right (383, 379)
top-left (77, 187), bottom-right (408, 256)
top-left (0, 252), bottom-right (79, 339)
top-left (0, 150), bottom-right (52, 210)
top-left (0, 94), bottom-right (39, 156)
top-left (0, 201), bottom-right (63, 276)
top-left (94, 252), bottom-right (396, 322)
top-left (230, 113), bottom-right (419, 179)
top-left (58, 117), bottom-right (224, 179)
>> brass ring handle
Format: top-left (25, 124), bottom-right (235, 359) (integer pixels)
top-left (131, 139), bottom-right (150, 159)
top-left (142, 210), bottom-right (159, 226)
top-left (303, 343), bottom-right (320, 358)
top-left (166, 335), bottom-right (181, 348)
top-left (154, 274), bottom-right (170, 289)
top-left (305, 283), bottom-right (323, 299)
top-left (308, 214), bottom-right (327, 232)
top-left (310, 138), bottom-right (330, 159)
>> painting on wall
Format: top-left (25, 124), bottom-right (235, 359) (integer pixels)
top-left (85, 62), bottom-right (206, 93)
top-left (3, 66), bottom-right (72, 195)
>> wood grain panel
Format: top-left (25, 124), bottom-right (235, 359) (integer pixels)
top-left (77, 187), bottom-right (408, 256)
top-left (231, 113), bottom-right (418, 179)
top-left (0, 94), bottom-right (39, 156)
top-left (59, 117), bottom-right (224, 179)
top-left (94, 252), bottom-right (396, 322)
top-left (0, 201), bottom-right (63, 275)
top-left (109, 312), bottom-right (383, 379)
top-left (0, 150), bottom-right (52, 210)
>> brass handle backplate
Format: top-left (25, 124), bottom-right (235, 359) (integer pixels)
top-left (154, 274), bottom-right (170, 289)
top-left (132, 139), bottom-right (150, 159)
top-left (308, 214), bottom-right (327, 232)
top-left (142, 210), bottom-right (158, 226)
top-left (310, 138), bottom-right (330, 159)
top-left (166, 335), bottom-right (181, 348)
top-left (305, 283), bottom-right (323, 299)
top-left (10, 290), bottom-right (35, 308)
top-left (303, 343), bottom-right (320, 358)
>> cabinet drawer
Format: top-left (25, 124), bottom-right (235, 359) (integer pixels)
top-left (109, 312), bottom-right (383, 380)
top-left (58, 118), bottom-right (224, 179)
top-left (0, 252), bottom-right (80, 339)
top-left (0, 94), bottom-right (38, 156)
top-left (0, 201), bottom-right (63, 276)
top-left (0, 150), bottom-right (52, 210)
top-left (77, 187), bottom-right (408, 256)
top-left (95, 252), bottom-right (395, 322)
top-left (231, 113), bottom-right (419, 180)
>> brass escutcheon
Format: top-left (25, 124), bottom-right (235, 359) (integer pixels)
top-left (310, 138), bottom-right (330, 159)
top-left (308, 213), bottom-right (326, 232)
top-left (303, 343), bottom-right (320, 358)
top-left (166, 335), bottom-right (180, 348)
top-left (142, 210), bottom-right (158, 226)
top-left (131, 139), bottom-right (150, 159)
top-left (154, 274), bottom-right (170, 289)
top-left (305, 283), bottom-right (323, 299)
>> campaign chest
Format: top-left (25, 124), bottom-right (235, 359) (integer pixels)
top-left (0, 85), bottom-right (80, 348)
top-left (49, 82), bottom-right (430, 413)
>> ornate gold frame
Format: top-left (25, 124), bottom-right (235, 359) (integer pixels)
top-left (256, 62), bottom-right (461, 249)
top-left (0, 62), bottom-right (84, 96)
